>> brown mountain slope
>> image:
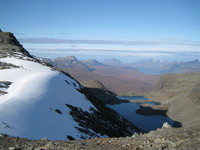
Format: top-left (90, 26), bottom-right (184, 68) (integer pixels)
top-left (41, 57), bottom-right (160, 95)
top-left (62, 69), bottom-right (158, 95)
top-left (145, 72), bottom-right (200, 128)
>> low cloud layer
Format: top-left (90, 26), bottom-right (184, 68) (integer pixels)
top-left (27, 48), bottom-right (200, 62)
top-left (19, 38), bottom-right (200, 47)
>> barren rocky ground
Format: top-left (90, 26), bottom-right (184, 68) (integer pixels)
top-left (0, 125), bottom-right (199, 150)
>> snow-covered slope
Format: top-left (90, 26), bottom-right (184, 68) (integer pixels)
top-left (0, 56), bottom-right (101, 140)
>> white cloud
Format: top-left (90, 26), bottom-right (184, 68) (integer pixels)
top-left (19, 38), bottom-right (200, 47)
top-left (28, 48), bottom-right (172, 57)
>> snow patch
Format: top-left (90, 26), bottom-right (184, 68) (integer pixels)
top-left (0, 57), bottom-right (97, 140)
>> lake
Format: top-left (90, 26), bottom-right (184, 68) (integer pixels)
top-left (107, 96), bottom-right (174, 132)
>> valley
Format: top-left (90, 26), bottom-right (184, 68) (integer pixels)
top-left (40, 55), bottom-right (200, 96)
top-left (40, 56), bottom-right (160, 95)
top-left (0, 31), bottom-right (199, 149)
top-left (1, 0), bottom-right (200, 149)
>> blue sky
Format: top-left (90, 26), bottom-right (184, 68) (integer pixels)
top-left (1, 0), bottom-right (200, 62)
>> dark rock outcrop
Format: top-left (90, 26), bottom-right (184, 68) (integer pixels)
top-left (0, 81), bottom-right (12, 96)
top-left (0, 32), bottom-right (31, 57)
top-left (0, 61), bottom-right (20, 70)
top-left (65, 86), bottom-right (143, 139)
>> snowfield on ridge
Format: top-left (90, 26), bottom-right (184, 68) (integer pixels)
top-left (0, 56), bottom-right (100, 140)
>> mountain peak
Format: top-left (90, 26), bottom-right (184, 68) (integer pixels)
top-left (51, 56), bottom-right (91, 71)
top-left (82, 59), bottom-right (103, 66)
top-left (54, 56), bottom-right (78, 62)
top-left (66, 56), bottom-right (77, 60)
top-left (192, 59), bottom-right (200, 63)
top-left (0, 32), bottom-right (31, 57)
top-left (103, 58), bottom-right (122, 65)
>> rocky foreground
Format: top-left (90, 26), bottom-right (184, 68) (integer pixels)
top-left (0, 125), bottom-right (200, 150)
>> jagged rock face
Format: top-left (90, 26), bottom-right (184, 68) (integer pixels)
top-left (0, 32), bottom-right (141, 140)
top-left (0, 32), bottom-right (31, 57)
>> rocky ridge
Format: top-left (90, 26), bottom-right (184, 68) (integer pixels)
top-left (0, 32), bottom-right (31, 57)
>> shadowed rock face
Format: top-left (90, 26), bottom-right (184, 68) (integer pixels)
top-left (66, 87), bottom-right (143, 138)
top-left (0, 32), bottom-right (31, 57)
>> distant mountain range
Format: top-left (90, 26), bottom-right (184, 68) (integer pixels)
top-left (155, 59), bottom-right (200, 74)
top-left (102, 58), bottom-right (122, 65)
top-left (40, 57), bottom-right (159, 95)
top-left (40, 56), bottom-right (200, 95)
top-left (110, 58), bottom-right (200, 74)
top-left (82, 59), bottom-right (104, 67)
top-left (102, 58), bottom-right (200, 74)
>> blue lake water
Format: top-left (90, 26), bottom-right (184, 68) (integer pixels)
top-left (107, 96), bottom-right (174, 132)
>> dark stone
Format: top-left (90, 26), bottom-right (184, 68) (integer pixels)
top-left (0, 62), bottom-right (19, 70)
top-left (67, 135), bottom-right (75, 140)
top-left (173, 121), bottom-right (182, 128)
top-left (0, 32), bottom-right (32, 57)
top-left (0, 81), bottom-right (12, 88)
top-left (65, 80), bottom-right (70, 85)
top-left (55, 109), bottom-right (62, 114)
